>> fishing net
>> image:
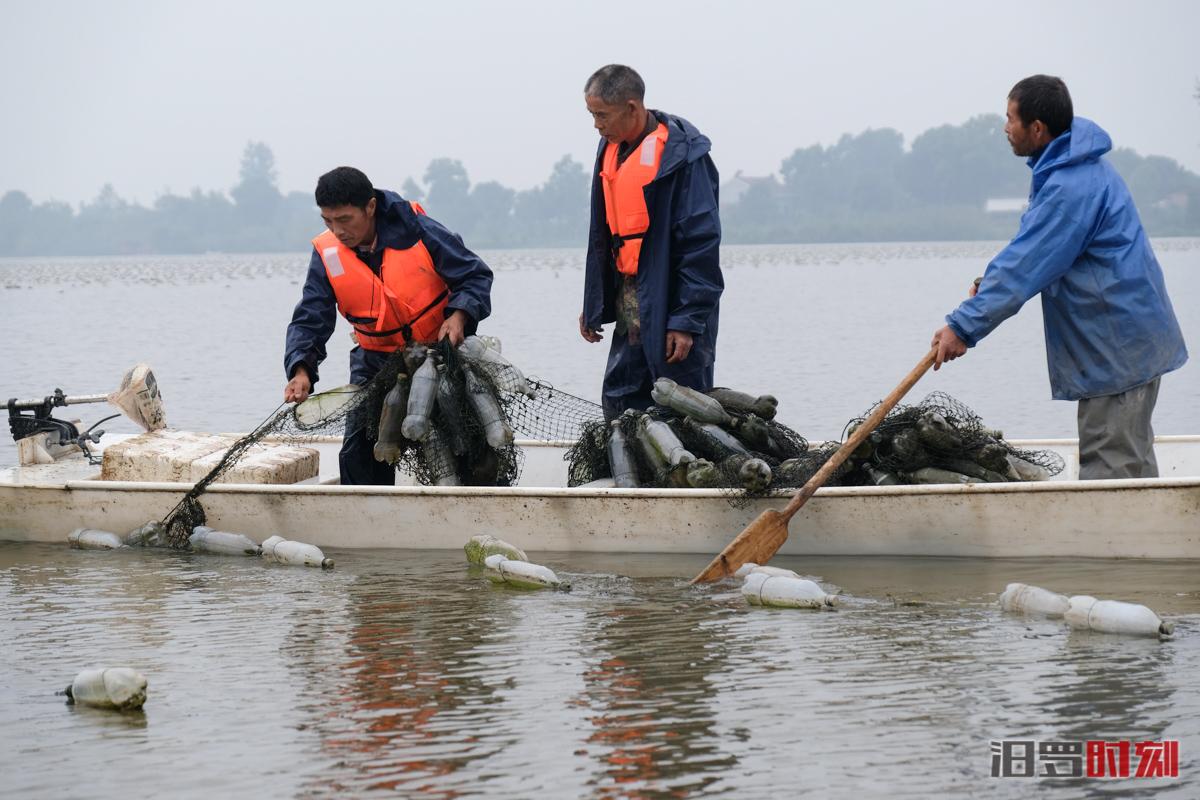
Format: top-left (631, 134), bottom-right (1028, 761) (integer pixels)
top-left (161, 337), bottom-right (606, 548)
top-left (562, 389), bottom-right (813, 507)
top-left (562, 388), bottom-right (1065, 506)
top-left (835, 391), bottom-right (1065, 486)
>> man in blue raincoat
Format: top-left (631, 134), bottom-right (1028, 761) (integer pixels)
top-left (283, 167), bottom-right (493, 485)
top-left (579, 64), bottom-right (724, 419)
top-left (931, 76), bottom-right (1187, 479)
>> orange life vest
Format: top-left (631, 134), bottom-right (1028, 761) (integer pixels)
top-left (600, 121), bottom-right (668, 276)
top-left (312, 202), bottom-right (449, 351)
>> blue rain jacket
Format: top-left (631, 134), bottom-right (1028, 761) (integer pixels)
top-left (583, 110), bottom-right (724, 384)
top-left (946, 118), bottom-right (1187, 400)
top-left (284, 189), bottom-right (493, 385)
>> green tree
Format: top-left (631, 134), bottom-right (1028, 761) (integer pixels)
top-left (230, 141), bottom-right (283, 228)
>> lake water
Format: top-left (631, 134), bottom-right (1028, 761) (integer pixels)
top-left (1, 241), bottom-right (1198, 797)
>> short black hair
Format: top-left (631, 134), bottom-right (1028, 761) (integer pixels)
top-left (1009, 75), bottom-right (1074, 138)
top-left (584, 64), bottom-right (645, 104)
top-left (315, 166), bottom-right (374, 209)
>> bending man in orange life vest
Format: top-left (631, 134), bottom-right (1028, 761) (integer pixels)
top-left (579, 64), bottom-right (724, 419)
top-left (283, 167), bottom-right (494, 485)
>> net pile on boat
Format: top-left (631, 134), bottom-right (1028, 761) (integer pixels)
top-left (833, 391), bottom-right (1065, 487)
top-left (564, 380), bottom-right (813, 505)
top-left (564, 386), bottom-right (1065, 503)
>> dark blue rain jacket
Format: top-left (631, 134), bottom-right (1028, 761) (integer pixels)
top-left (583, 110), bottom-right (723, 382)
top-left (284, 189), bottom-right (493, 385)
top-left (947, 118), bottom-right (1187, 400)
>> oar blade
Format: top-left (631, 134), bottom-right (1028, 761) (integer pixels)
top-left (690, 509), bottom-right (791, 584)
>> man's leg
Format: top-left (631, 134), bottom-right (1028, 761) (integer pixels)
top-left (340, 347), bottom-right (398, 486)
top-left (1076, 377), bottom-right (1160, 480)
top-left (602, 335), bottom-right (654, 421)
top-left (339, 402), bottom-right (397, 486)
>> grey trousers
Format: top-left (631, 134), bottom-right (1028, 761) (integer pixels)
top-left (1076, 377), bottom-right (1160, 480)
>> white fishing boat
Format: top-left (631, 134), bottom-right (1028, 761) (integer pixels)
top-left (3, 432), bottom-right (1199, 559)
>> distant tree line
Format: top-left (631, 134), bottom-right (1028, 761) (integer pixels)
top-left (1, 115), bottom-right (1198, 257)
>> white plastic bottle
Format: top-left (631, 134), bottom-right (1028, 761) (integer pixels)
top-left (484, 554), bottom-right (569, 590)
top-left (260, 535), bottom-right (334, 569)
top-left (189, 526), bottom-right (261, 556)
top-left (733, 562), bottom-right (803, 580)
top-left (67, 529), bottom-right (125, 550)
top-left (1064, 595), bottom-right (1174, 638)
top-left (742, 572), bottom-right (838, 609)
top-left (464, 534), bottom-right (528, 565)
top-left (63, 667), bottom-right (147, 710)
top-left (998, 583), bottom-right (1070, 617)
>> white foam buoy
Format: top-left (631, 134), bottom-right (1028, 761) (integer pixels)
top-left (189, 526), bottom-right (261, 556)
top-left (1064, 595), bottom-right (1174, 638)
top-left (998, 582), bottom-right (1070, 617)
top-left (733, 562), bottom-right (802, 580)
top-left (63, 667), bottom-right (147, 710)
top-left (484, 554), bottom-right (569, 590)
top-left (67, 529), bottom-right (124, 550)
top-left (260, 535), bottom-right (334, 569)
top-left (741, 572), bottom-right (838, 609)
top-left (464, 534), bottom-right (528, 565)
top-left (123, 521), bottom-right (166, 547)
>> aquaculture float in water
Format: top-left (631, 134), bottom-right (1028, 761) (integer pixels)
top-left (189, 526), bottom-right (260, 556)
top-left (67, 528), bottom-right (124, 550)
top-left (484, 554), bottom-right (570, 590)
top-left (62, 667), bottom-right (148, 711)
top-left (261, 535), bottom-right (334, 568)
top-left (1064, 595), bottom-right (1174, 638)
top-left (741, 572), bottom-right (838, 609)
top-left (998, 582), bottom-right (1070, 617)
top-left (464, 534), bottom-right (527, 565)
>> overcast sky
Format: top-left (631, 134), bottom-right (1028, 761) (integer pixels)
top-left (2, 0), bottom-right (1197, 206)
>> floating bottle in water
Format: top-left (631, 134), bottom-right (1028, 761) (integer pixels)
top-left (67, 529), bottom-right (124, 550)
top-left (741, 572), bottom-right (838, 609)
top-left (189, 526), bottom-right (261, 556)
top-left (260, 535), bottom-right (334, 569)
top-left (998, 582), bottom-right (1069, 617)
top-left (733, 562), bottom-right (802, 580)
top-left (62, 667), bottom-right (147, 710)
top-left (1064, 595), bottom-right (1174, 638)
top-left (464, 534), bottom-right (528, 565)
top-left (484, 554), bottom-right (570, 590)
top-left (124, 520), bottom-right (166, 547)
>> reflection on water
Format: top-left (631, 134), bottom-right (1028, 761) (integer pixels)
top-left (2, 544), bottom-right (1197, 798)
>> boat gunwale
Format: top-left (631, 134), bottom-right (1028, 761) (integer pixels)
top-left (5, 474), bottom-right (1194, 499)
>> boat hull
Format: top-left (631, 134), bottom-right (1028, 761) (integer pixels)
top-left (3, 476), bottom-right (1199, 559)
top-left (3, 437), bottom-right (1198, 558)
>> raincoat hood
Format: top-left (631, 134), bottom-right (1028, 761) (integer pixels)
top-left (1029, 117), bottom-right (1112, 194)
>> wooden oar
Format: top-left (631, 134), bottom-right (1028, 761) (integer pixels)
top-left (690, 347), bottom-right (939, 584)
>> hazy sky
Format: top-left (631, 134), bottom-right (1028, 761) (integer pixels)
top-left (2, 0), bottom-right (1197, 206)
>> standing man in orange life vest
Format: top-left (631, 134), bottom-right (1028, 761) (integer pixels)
top-left (283, 167), bottom-right (494, 485)
top-left (580, 64), bottom-right (724, 419)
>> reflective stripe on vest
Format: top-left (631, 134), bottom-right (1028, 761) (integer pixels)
top-left (600, 122), bottom-right (668, 276)
top-left (312, 202), bottom-right (449, 351)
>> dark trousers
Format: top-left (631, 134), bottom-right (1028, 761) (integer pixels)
top-left (602, 333), bottom-right (714, 421)
top-left (340, 346), bottom-right (399, 486)
top-left (339, 403), bottom-right (397, 486)
top-left (1076, 377), bottom-right (1160, 480)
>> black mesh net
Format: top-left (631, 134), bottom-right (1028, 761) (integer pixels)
top-left (161, 336), bottom-right (598, 548)
top-left (562, 388), bottom-right (1065, 506)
